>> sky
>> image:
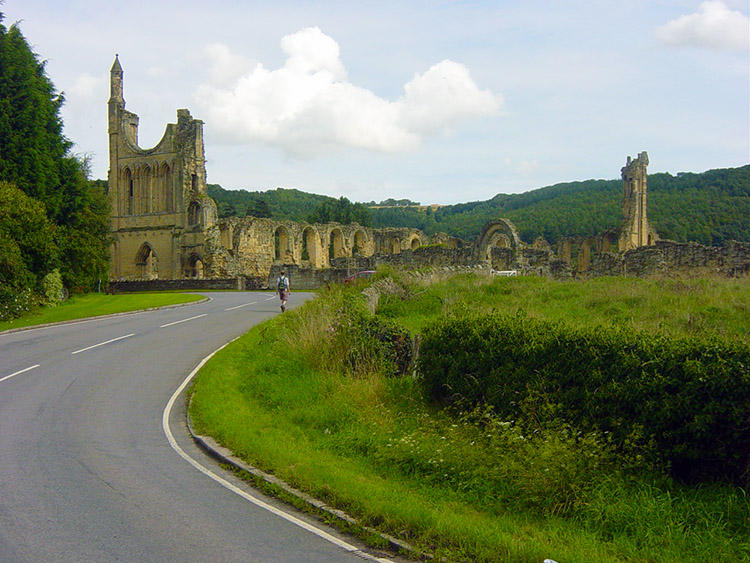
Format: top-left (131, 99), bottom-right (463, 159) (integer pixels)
top-left (1, 0), bottom-right (748, 205)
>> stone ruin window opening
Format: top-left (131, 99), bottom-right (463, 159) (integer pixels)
top-left (410, 236), bottom-right (421, 250)
top-left (188, 201), bottom-right (201, 227)
top-left (191, 174), bottom-right (198, 194)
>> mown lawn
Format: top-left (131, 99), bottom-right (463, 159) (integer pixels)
top-left (0, 292), bottom-right (205, 332)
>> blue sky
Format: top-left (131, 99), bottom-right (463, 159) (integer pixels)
top-left (2, 0), bottom-right (748, 204)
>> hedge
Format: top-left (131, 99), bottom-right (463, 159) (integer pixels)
top-left (418, 313), bottom-right (750, 485)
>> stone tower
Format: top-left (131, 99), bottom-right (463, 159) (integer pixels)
top-left (107, 55), bottom-right (218, 280)
top-left (619, 151), bottom-right (657, 251)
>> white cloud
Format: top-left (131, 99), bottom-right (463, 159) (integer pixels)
top-left (69, 73), bottom-right (104, 99)
top-left (194, 27), bottom-right (502, 157)
top-left (199, 43), bottom-right (260, 87)
top-left (655, 1), bottom-right (750, 51)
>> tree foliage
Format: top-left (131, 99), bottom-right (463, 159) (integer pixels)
top-left (307, 196), bottom-right (372, 226)
top-left (0, 13), bottom-right (110, 299)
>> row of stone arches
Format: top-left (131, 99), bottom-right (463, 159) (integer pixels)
top-left (118, 162), bottom-right (175, 215)
top-left (273, 225), bottom-right (372, 266)
top-left (134, 243), bottom-right (203, 279)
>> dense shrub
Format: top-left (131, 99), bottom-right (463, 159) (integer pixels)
top-left (331, 294), bottom-right (413, 377)
top-left (418, 312), bottom-right (750, 485)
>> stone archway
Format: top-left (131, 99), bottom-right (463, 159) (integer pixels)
top-left (329, 228), bottom-right (346, 261)
top-left (135, 243), bottom-right (158, 279)
top-left (474, 219), bottom-right (522, 264)
top-left (274, 225), bottom-right (290, 261)
top-left (300, 226), bottom-right (322, 267)
top-left (352, 229), bottom-right (368, 256)
top-left (410, 235), bottom-right (421, 250)
top-left (185, 253), bottom-right (204, 279)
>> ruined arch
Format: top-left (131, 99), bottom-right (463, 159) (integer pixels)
top-left (184, 253), bottom-right (204, 279)
top-left (135, 243), bottom-right (158, 279)
top-left (602, 231), bottom-right (619, 253)
top-left (274, 225), bottom-right (291, 261)
top-left (329, 227), bottom-right (346, 261)
top-left (578, 237), bottom-right (598, 272)
top-left (410, 235), bottom-right (421, 250)
top-left (475, 219), bottom-right (522, 263)
top-left (300, 226), bottom-right (322, 267)
top-left (352, 229), bottom-right (368, 256)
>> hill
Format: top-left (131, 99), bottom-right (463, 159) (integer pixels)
top-left (208, 165), bottom-right (750, 245)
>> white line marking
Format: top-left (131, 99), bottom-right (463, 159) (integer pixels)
top-left (225, 302), bottom-right (257, 311)
top-left (71, 334), bottom-right (135, 355)
top-left (265, 295), bottom-right (277, 301)
top-left (162, 346), bottom-right (392, 562)
top-left (0, 364), bottom-right (41, 384)
top-left (159, 314), bottom-right (207, 328)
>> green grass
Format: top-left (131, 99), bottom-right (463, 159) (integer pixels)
top-left (0, 292), bottom-right (205, 332)
top-left (190, 274), bottom-right (750, 562)
top-left (378, 274), bottom-right (750, 342)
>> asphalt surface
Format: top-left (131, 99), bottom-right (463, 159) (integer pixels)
top-left (0, 292), bottom-right (398, 563)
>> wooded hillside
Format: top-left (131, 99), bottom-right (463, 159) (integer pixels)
top-left (209, 166), bottom-right (749, 245)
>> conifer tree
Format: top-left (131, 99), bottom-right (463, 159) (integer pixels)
top-left (0, 10), bottom-right (110, 292)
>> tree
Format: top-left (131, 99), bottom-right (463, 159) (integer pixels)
top-left (0, 13), bottom-right (110, 291)
top-left (0, 181), bottom-right (58, 290)
top-left (308, 196), bottom-right (372, 226)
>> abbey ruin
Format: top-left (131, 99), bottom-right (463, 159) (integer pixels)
top-left (107, 57), bottom-right (749, 290)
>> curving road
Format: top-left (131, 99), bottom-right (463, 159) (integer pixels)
top-left (0, 292), bottom-right (397, 563)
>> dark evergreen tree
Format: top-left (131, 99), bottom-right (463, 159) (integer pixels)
top-left (0, 12), bottom-right (110, 291)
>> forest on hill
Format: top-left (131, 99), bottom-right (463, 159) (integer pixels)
top-left (209, 165), bottom-right (750, 246)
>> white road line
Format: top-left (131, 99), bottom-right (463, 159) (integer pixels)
top-left (265, 295), bottom-right (277, 301)
top-left (225, 302), bottom-right (257, 311)
top-left (71, 334), bottom-right (135, 355)
top-left (0, 364), bottom-right (41, 384)
top-left (162, 346), bottom-right (393, 563)
top-left (159, 314), bottom-right (207, 328)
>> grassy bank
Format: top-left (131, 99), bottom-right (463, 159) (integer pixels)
top-left (0, 292), bottom-right (204, 332)
top-left (189, 274), bottom-right (750, 562)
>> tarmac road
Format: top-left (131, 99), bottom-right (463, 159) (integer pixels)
top-left (0, 292), bottom-right (396, 563)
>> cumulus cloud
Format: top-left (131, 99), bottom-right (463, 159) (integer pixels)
top-left (655, 0), bottom-right (750, 51)
top-left (194, 27), bottom-right (502, 157)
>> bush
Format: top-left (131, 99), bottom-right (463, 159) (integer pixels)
top-left (41, 269), bottom-right (64, 306)
top-left (418, 312), bottom-right (750, 485)
top-left (0, 286), bottom-right (35, 321)
top-left (331, 293), bottom-right (413, 377)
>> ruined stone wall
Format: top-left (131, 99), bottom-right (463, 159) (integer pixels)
top-left (108, 56), bottom-right (217, 281)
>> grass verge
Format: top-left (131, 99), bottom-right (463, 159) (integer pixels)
top-left (0, 292), bottom-right (205, 332)
top-left (190, 274), bottom-right (749, 562)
